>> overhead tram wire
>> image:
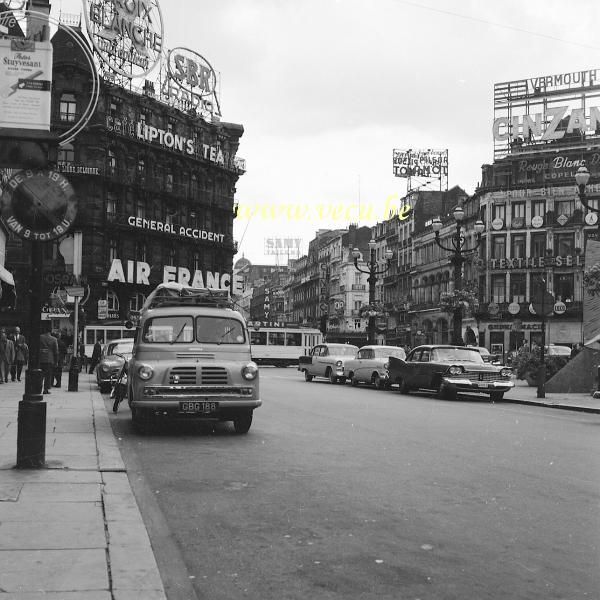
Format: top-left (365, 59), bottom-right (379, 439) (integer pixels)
top-left (393, 0), bottom-right (600, 51)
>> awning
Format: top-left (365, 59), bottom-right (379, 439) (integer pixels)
top-left (0, 265), bottom-right (14, 287)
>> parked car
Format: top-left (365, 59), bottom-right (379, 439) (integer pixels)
top-left (545, 344), bottom-right (571, 357)
top-left (469, 346), bottom-right (501, 365)
top-left (344, 345), bottom-right (407, 389)
top-left (298, 343), bottom-right (358, 384)
top-left (97, 338), bottom-right (134, 393)
top-left (388, 344), bottom-right (514, 402)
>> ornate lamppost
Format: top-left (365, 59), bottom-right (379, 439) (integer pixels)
top-left (352, 240), bottom-right (393, 344)
top-left (431, 206), bottom-right (485, 346)
top-left (575, 165), bottom-right (600, 235)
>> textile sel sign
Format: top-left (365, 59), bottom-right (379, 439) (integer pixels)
top-left (489, 255), bottom-right (584, 270)
top-left (107, 258), bottom-right (244, 294)
top-left (0, 38), bottom-right (52, 130)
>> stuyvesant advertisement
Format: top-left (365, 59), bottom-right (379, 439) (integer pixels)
top-left (0, 38), bottom-right (52, 130)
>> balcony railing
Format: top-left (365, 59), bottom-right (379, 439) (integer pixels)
top-left (351, 284), bottom-right (366, 291)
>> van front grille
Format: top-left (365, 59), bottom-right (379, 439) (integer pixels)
top-left (169, 366), bottom-right (197, 385)
top-left (201, 367), bottom-right (228, 385)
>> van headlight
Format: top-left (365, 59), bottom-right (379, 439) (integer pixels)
top-left (500, 368), bottom-right (512, 378)
top-left (241, 362), bottom-right (258, 380)
top-left (138, 365), bottom-right (154, 381)
top-left (448, 365), bottom-right (464, 376)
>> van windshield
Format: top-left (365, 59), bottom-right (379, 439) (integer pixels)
top-left (142, 316), bottom-right (246, 344)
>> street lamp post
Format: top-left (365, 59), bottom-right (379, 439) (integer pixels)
top-left (431, 206), bottom-right (485, 346)
top-left (575, 165), bottom-right (600, 235)
top-left (352, 240), bottom-right (393, 344)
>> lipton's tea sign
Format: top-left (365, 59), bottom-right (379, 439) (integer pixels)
top-left (83, 0), bottom-right (164, 78)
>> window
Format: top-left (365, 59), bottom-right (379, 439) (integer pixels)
top-left (192, 251), bottom-right (201, 272)
top-left (166, 171), bottom-right (173, 192)
top-left (532, 200), bottom-right (546, 218)
top-left (555, 232), bottom-right (574, 256)
top-left (354, 319), bottom-right (361, 329)
top-left (135, 241), bottom-right (146, 262)
top-left (107, 192), bottom-right (117, 216)
top-left (197, 317), bottom-right (245, 344)
top-left (136, 196), bottom-right (145, 219)
top-left (555, 199), bottom-right (574, 217)
top-left (106, 291), bottom-right (119, 311)
top-left (250, 331), bottom-right (267, 345)
top-left (138, 157), bottom-right (145, 176)
top-left (491, 274), bottom-right (506, 302)
top-left (286, 333), bottom-right (302, 346)
top-left (128, 293), bottom-right (146, 312)
top-left (480, 205), bottom-right (487, 224)
top-left (60, 93), bottom-right (76, 122)
top-left (510, 273), bottom-right (526, 302)
top-left (107, 149), bottom-right (116, 174)
top-left (585, 198), bottom-right (599, 212)
top-left (512, 202), bottom-right (525, 220)
top-left (109, 239), bottom-right (118, 261)
top-left (554, 274), bottom-right (574, 302)
top-left (530, 233), bottom-right (546, 258)
top-left (530, 274), bottom-right (545, 301)
top-left (58, 142), bottom-right (74, 164)
top-left (420, 349), bottom-right (431, 362)
top-left (511, 234), bottom-right (526, 259)
top-left (168, 247), bottom-right (176, 265)
top-left (492, 235), bottom-right (506, 260)
top-left (143, 316), bottom-right (193, 343)
top-left (110, 100), bottom-right (118, 115)
top-left (492, 204), bottom-right (506, 221)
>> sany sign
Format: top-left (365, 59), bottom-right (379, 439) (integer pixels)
top-left (107, 258), bottom-right (243, 295)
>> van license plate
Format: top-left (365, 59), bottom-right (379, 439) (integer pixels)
top-left (180, 401), bottom-right (218, 414)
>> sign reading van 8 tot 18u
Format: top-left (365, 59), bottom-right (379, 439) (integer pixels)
top-left (0, 39), bottom-right (53, 130)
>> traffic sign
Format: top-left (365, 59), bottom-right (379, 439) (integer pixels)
top-left (530, 291), bottom-right (555, 316)
top-left (65, 286), bottom-right (85, 297)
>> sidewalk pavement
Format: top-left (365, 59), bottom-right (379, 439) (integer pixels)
top-left (504, 378), bottom-right (600, 414)
top-left (0, 373), bottom-right (167, 600)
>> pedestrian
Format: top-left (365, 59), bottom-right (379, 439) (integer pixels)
top-left (0, 330), bottom-right (15, 384)
top-left (6, 329), bottom-right (16, 381)
top-left (39, 322), bottom-right (59, 394)
top-left (88, 338), bottom-right (103, 374)
top-left (570, 343), bottom-right (581, 359)
top-left (53, 332), bottom-right (67, 388)
top-left (14, 336), bottom-right (28, 382)
top-left (11, 327), bottom-right (26, 382)
top-left (79, 341), bottom-right (87, 373)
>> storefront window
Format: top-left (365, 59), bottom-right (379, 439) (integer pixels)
top-left (511, 234), bottom-right (526, 258)
top-left (510, 273), bottom-right (526, 302)
top-left (554, 232), bottom-right (574, 257)
top-left (554, 274), bottom-right (574, 302)
top-left (555, 199), bottom-right (574, 217)
top-left (530, 233), bottom-right (546, 258)
top-left (492, 235), bottom-right (506, 260)
top-left (491, 274), bottom-right (506, 302)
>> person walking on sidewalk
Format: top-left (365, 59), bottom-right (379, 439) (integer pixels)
top-left (10, 327), bottom-right (26, 382)
top-left (0, 330), bottom-right (15, 384)
top-left (39, 323), bottom-right (59, 394)
top-left (53, 332), bottom-right (67, 388)
top-left (89, 338), bottom-right (102, 374)
top-left (14, 336), bottom-right (28, 382)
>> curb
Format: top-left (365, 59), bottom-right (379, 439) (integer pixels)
top-left (502, 397), bottom-right (600, 414)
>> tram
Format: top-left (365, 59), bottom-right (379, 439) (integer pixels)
top-left (248, 322), bottom-right (323, 367)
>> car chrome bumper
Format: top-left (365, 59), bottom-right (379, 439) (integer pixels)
top-left (442, 377), bottom-right (514, 392)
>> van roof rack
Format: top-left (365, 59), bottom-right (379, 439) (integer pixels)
top-left (142, 283), bottom-right (233, 311)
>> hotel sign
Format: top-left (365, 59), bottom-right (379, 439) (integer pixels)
top-left (393, 149), bottom-right (448, 179)
top-left (83, 0), bottom-right (164, 78)
top-left (489, 255), bottom-right (584, 270)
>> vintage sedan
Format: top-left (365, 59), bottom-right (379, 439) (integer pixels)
top-left (388, 345), bottom-right (514, 402)
top-left (344, 345), bottom-right (407, 389)
top-left (96, 338), bottom-right (134, 393)
top-left (298, 343), bottom-right (359, 384)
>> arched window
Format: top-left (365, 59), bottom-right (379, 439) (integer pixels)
top-left (129, 293), bottom-right (146, 312)
top-left (106, 291), bottom-right (119, 312)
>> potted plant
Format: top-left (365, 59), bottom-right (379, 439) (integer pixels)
top-left (511, 348), bottom-right (570, 386)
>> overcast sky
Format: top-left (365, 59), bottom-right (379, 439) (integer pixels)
top-left (56, 0), bottom-right (600, 265)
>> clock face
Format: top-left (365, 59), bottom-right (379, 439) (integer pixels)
top-left (0, 170), bottom-right (76, 241)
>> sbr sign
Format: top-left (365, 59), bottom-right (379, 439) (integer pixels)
top-left (167, 47), bottom-right (217, 97)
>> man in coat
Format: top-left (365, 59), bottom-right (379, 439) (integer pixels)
top-left (39, 323), bottom-right (59, 394)
top-left (0, 330), bottom-right (15, 384)
top-left (53, 332), bottom-right (67, 388)
top-left (88, 338), bottom-right (103, 374)
top-left (10, 327), bottom-right (26, 382)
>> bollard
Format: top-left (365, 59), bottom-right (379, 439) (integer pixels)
top-left (16, 369), bottom-right (46, 468)
top-left (68, 356), bottom-right (79, 392)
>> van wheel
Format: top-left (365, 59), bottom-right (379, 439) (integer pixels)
top-left (304, 370), bottom-right (313, 382)
top-left (234, 412), bottom-right (252, 434)
top-left (373, 373), bottom-right (386, 390)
